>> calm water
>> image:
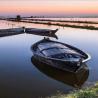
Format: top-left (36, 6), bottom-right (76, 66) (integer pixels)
top-left (24, 18), bottom-right (98, 28)
top-left (25, 18), bottom-right (98, 22)
top-left (0, 19), bottom-right (98, 98)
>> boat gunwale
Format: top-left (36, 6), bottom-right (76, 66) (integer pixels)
top-left (31, 38), bottom-right (91, 63)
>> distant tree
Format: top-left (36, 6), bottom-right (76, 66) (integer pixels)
top-left (16, 15), bottom-right (21, 21)
top-left (31, 16), bottom-right (33, 18)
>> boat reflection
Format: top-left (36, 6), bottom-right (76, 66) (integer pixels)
top-left (31, 56), bottom-right (89, 88)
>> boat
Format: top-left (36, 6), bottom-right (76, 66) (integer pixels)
top-left (0, 27), bottom-right (24, 37)
top-left (31, 56), bottom-right (89, 88)
top-left (31, 38), bottom-right (91, 73)
top-left (0, 27), bottom-right (58, 38)
top-left (25, 28), bottom-right (58, 39)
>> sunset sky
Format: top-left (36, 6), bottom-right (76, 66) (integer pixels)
top-left (0, 0), bottom-right (98, 17)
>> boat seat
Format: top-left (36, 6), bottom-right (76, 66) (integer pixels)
top-left (51, 53), bottom-right (66, 59)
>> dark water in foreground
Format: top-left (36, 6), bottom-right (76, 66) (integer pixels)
top-left (0, 20), bottom-right (98, 98)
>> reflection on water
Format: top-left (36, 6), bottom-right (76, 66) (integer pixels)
top-left (23, 18), bottom-right (98, 28)
top-left (31, 56), bottom-right (89, 88)
top-left (0, 19), bottom-right (98, 97)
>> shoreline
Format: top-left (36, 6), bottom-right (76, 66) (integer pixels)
top-left (6, 19), bottom-right (98, 30)
top-left (46, 82), bottom-right (98, 98)
top-left (23, 18), bottom-right (98, 24)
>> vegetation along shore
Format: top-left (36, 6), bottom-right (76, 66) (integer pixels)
top-left (47, 82), bottom-right (98, 98)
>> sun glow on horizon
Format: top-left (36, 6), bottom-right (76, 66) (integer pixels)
top-left (0, 0), bottom-right (98, 17)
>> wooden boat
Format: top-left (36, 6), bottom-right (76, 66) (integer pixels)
top-left (0, 27), bottom-right (24, 37)
top-left (31, 56), bottom-right (89, 88)
top-left (31, 38), bottom-right (91, 73)
top-left (25, 28), bottom-right (58, 39)
top-left (0, 27), bottom-right (58, 38)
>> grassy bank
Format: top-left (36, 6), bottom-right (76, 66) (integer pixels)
top-left (47, 83), bottom-right (98, 98)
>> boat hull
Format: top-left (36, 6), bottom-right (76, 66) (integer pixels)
top-left (25, 28), bottom-right (58, 39)
top-left (33, 53), bottom-right (86, 73)
top-left (31, 38), bottom-right (91, 73)
top-left (31, 56), bottom-right (89, 88)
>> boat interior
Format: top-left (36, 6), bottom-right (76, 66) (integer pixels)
top-left (37, 42), bottom-right (84, 61)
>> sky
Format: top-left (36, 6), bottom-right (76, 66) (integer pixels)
top-left (0, 0), bottom-right (98, 17)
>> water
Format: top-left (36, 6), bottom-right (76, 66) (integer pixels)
top-left (25, 18), bottom-right (98, 22)
top-left (0, 19), bottom-right (98, 98)
top-left (23, 18), bottom-right (98, 28)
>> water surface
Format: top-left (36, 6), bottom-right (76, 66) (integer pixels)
top-left (0, 19), bottom-right (98, 98)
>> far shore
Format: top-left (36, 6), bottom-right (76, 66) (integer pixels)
top-left (1, 18), bottom-right (98, 30)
